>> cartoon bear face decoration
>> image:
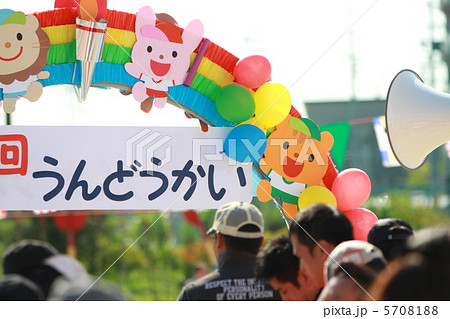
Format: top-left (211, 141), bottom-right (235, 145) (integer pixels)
top-left (0, 10), bottom-right (49, 85)
top-left (261, 115), bottom-right (334, 187)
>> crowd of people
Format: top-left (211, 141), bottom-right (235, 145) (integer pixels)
top-left (178, 202), bottom-right (450, 301)
top-left (0, 201), bottom-right (449, 301)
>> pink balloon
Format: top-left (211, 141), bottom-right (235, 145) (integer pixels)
top-left (343, 208), bottom-right (378, 241)
top-left (332, 168), bottom-right (371, 212)
top-left (234, 55), bottom-right (271, 89)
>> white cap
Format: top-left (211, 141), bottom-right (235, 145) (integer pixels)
top-left (324, 240), bottom-right (386, 281)
top-left (45, 255), bottom-right (89, 282)
top-left (207, 202), bottom-right (264, 239)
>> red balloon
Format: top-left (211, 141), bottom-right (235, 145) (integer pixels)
top-left (342, 208), bottom-right (378, 241)
top-left (332, 168), bottom-right (371, 212)
top-left (53, 214), bottom-right (88, 232)
top-left (234, 55), bottom-right (271, 89)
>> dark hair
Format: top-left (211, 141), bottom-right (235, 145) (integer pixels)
top-left (370, 253), bottom-right (450, 301)
top-left (222, 224), bottom-right (263, 255)
top-left (255, 236), bottom-right (300, 287)
top-left (366, 258), bottom-right (387, 274)
top-left (289, 203), bottom-right (353, 253)
top-left (332, 262), bottom-right (376, 291)
top-left (21, 264), bottom-right (63, 299)
top-left (0, 274), bottom-right (44, 301)
top-left (407, 227), bottom-right (450, 263)
top-left (370, 228), bottom-right (450, 301)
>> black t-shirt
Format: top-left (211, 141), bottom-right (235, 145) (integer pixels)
top-left (177, 251), bottom-right (281, 301)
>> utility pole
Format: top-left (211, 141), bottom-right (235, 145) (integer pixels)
top-left (428, 0), bottom-right (447, 207)
top-left (440, 0), bottom-right (450, 212)
top-left (428, 0), bottom-right (438, 206)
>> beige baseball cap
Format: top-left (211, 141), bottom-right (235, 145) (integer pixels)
top-left (207, 202), bottom-right (264, 239)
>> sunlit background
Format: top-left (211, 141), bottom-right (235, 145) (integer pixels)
top-left (2, 0), bottom-right (448, 125)
top-left (1, 0), bottom-right (450, 300)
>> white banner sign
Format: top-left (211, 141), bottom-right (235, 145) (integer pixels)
top-left (0, 126), bottom-right (252, 210)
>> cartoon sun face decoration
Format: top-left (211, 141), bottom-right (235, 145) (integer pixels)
top-left (0, 10), bottom-right (49, 113)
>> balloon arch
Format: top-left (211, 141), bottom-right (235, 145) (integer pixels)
top-left (0, 0), bottom-right (377, 239)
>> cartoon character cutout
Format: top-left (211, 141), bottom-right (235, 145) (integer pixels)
top-left (257, 115), bottom-right (335, 220)
top-left (0, 9), bottom-right (50, 114)
top-left (125, 6), bottom-right (204, 112)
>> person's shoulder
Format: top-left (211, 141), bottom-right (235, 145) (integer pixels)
top-left (186, 270), bottom-right (220, 288)
top-left (177, 270), bottom-right (220, 301)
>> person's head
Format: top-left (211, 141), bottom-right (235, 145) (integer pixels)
top-left (256, 235), bottom-right (318, 300)
top-left (406, 227), bottom-right (450, 263)
top-left (319, 262), bottom-right (376, 301)
top-left (368, 218), bottom-right (413, 261)
top-left (289, 203), bottom-right (353, 288)
top-left (207, 202), bottom-right (264, 256)
top-left (0, 274), bottom-right (44, 301)
top-left (369, 227), bottom-right (450, 301)
top-left (2, 239), bottom-right (59, 275)
top-left (324, 240), bottom-right (386, 283)
top-left (48, 279), bottom-right (125, 301)
top-left (2, 239), bottom-right (61, 298)
top-left (370, 252), bottom-right (450, 300)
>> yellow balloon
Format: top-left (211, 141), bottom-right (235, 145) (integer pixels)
top-left (298, 186), bottom-right (337, 210)
top-left (239, 116), bottom-right (267, 131)
top-left (254, 83), bottom-right (291, 128)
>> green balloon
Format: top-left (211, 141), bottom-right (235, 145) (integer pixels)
top-left (216, 84), bottom-right (255, 122)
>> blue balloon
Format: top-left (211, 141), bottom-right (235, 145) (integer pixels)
top-left (223, 124), bottom-right (267, 163)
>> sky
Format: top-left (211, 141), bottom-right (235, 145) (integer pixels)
top-left (1, 0), bottom-right (448, 127)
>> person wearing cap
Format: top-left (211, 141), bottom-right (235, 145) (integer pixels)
top-left (323, 240), bottom-right (386, 283)
top-left (177, 202), bottom-right (281, 301)
top-left (368, 218), bottom-right (413, 261)
top-left (255, 235), bottom-right (319, 301)
top-left (2, 239), bottom-right (62, 299)
top-left (318, 262), bottom-right (377, 301)
top-left (289, 203), bottom-right (353, 292)
top-left (318, 240), bottom-right (386, 301)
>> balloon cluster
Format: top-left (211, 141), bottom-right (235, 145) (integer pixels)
top-left (332, 168), bottom-right (378, 241)
top-left (219, 56), bottom-right (377, 241)
top-left (296, 168), bottom-right (377, 241)
top-left (221, 55), bottom-right (291, 163)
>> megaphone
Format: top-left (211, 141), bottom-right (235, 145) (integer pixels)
top-left (386, 69), bottom-right (450, 170)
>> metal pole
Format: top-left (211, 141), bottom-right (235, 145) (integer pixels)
top-left (428, 0), bottom-right (440, 206)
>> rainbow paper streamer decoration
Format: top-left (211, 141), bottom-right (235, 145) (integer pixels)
top-left (32, 8), bottom-right (240, 128)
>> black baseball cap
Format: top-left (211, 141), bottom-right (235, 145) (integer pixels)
top-left (368, 218), bottom-right (413, 260)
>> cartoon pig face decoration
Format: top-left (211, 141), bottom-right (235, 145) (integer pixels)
top-left (131, 6), bottom-right (204, 83)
